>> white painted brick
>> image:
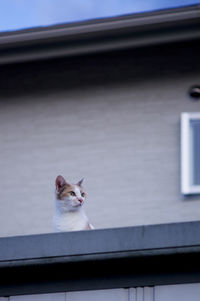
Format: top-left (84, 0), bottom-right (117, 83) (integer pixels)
top-left (67, 288), bottom-right (128, 301)
top-left (136, 287), bottom-right (143, 301)
top-left (129, 288), bottom-right (136, 301)
top-left (10, 292), bottom-right (65, 301)
top-left (144, 287), bottom-right (154, 301)
top-left (155, 283), bottom-right (200, 301)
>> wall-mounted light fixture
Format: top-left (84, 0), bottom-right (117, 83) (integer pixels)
top-left (189, 86), bottom-right (200, 99)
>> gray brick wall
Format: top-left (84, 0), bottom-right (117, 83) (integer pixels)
top-left (0, 43), bottom-right (200, 236)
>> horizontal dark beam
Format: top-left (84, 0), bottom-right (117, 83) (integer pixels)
top-left (1, 221), bottom-right (200, 296)
top-left (1, 221), bottom-right (200, 264)
top-left (0, 5), bottom-right (200, 64)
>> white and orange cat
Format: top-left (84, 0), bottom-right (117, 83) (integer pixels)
top-left (53, 175), bottom-right (94, 232)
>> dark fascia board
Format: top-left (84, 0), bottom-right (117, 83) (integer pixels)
top-left (0, 5), bottom-right (200, 64)
top-left (1, 221), bottom-right (200, 296)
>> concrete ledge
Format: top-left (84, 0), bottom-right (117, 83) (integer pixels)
top-left (1, 221), bottom-right (200, 296)
top-left (1, 221), bottom-right (200, 264)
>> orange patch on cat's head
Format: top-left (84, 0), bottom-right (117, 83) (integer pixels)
top-left (55, 175), bottom-right (86, 200)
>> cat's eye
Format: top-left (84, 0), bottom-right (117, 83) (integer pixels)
top-left (70, 191), bottom-right (75, 196)
top-left (81, 192), bottom-right (85, 197)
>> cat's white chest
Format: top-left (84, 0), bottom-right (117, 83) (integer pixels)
top-left (53, 209), bottom-right (88, 232)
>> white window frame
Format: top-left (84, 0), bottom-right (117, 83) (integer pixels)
top-left (181, 112), bottom-right (200, 195)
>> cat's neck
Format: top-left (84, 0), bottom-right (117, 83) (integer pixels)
top-left (53, 190), bottom-right (94, 232)
top-left (53, 199), bottom-right (89, 232)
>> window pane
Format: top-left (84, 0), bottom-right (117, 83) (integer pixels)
top-left (191, 120), bottom-right (200, 185)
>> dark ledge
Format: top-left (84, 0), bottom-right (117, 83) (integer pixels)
top-left (1, 221), bottom-right (200, 296)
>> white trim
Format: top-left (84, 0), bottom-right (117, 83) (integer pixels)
top-left (181, 112), bottom-right (200, 195)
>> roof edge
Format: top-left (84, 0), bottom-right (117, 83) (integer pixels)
top-left (0, 5), bottom-right (200, 64)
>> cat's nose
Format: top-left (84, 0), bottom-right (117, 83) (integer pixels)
top-left (78, 198), bottom-right (83, 204)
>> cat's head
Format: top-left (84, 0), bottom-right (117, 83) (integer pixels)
top-left (55, 175), bottom-right (86, 212)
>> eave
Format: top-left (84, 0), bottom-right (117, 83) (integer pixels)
top-left (0, 5), bottom-right (200, 64)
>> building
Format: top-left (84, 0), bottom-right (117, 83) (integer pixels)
top-left (0, 4), bottom-right (200, 300)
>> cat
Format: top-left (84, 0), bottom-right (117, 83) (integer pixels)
top-left (53, 175), bottom-right (94, 232)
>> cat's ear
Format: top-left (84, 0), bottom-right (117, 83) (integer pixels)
top-left (77, 178), bottom-right (84, 186)
top-left (56, 175), bottom-right (68, 191)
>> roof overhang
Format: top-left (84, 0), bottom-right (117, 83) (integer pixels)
top-left (0, 5), bottom-right (200, 65)
top-left (1, 221), bottom-right (200, 296)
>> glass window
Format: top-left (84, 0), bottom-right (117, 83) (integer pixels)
top-left (181, 113), bottom-right (200, 194)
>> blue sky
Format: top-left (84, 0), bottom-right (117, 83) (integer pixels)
top-left (0, 0), bottom-right (200, 32)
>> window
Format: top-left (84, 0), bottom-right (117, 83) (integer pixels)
top-left (181, 112), bottom-right (200, 194)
